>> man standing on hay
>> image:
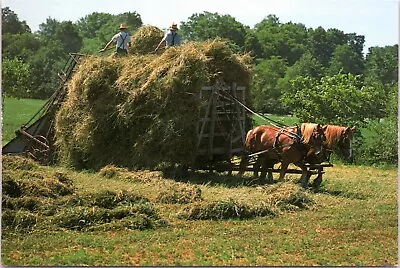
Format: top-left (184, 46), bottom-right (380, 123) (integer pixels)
top-left (155, 23), bottom-right (181, 51)
top-left (100, 24), bottom-right (131, 56)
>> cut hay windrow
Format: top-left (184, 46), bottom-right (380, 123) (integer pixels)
top-left (55, 37), bottom-right (252, 170)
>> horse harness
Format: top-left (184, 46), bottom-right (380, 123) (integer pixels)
top-left (273, 127), bottom-right (302, 156)
top-left (245, 127), bottom-right (302, 158)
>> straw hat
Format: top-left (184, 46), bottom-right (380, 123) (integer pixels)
top-left (169, 23), bottom-right (178, 31)
top-left (119, 24), bottom-right (128, 30)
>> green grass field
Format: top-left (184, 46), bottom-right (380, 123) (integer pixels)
top-left (1, 97), bottom-right (398, 266)
top-left (2, 97), bottom-right (46, 145)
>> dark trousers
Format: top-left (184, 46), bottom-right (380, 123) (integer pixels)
top-left (116, 48), bottom-right (128, 56)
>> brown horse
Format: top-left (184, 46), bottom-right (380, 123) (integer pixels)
top-left (305, 125), bottom-right (356, 187)
top-left (237, 123), bottom-right (326, 188)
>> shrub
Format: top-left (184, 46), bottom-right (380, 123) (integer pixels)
top-left (355, 118), bottom-right (397, 166)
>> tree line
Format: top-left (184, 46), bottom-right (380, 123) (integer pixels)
top-left (2, 7), bottom-right (398, 165)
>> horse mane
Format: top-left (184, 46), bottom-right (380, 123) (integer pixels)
top-left (324, 125), bottom-right (346, 148)
top-left (300, 123), bottom-right (318, 143)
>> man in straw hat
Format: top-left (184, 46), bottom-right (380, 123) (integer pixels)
top-left (155, 22), bottom-right (181, 51)
top-left (100, 24), bottom-right (131, 56)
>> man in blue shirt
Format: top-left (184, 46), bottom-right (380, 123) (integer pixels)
top-left (100, 24), bottom-right (131, 56)
top-left (155, 23), bottom-right (181, 51)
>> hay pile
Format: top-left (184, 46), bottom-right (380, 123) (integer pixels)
top-left (129, 25), bottom-right (164, 55)
top-left (55, 37), bottom-right (252, 170)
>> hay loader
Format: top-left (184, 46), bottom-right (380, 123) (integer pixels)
top-left (2, 53), bottom-right (87, 164)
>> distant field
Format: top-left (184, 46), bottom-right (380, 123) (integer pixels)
top-left (2, 97), bottom-right (46, 145)
top-left (252, 113), bottom-right (299, 127)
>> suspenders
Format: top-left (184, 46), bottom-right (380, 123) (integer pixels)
top-left (118, 33), bottom-right (128, 50)
top-left (171, 32), bottom-right (176, 46)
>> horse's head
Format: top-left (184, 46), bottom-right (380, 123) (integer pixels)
top-left (301, 123), bottom-right (326, 156)
top-left (338, 126), bottom-right (356, 159)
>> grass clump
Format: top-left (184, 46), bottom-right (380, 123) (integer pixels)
top-left (2, 155), bottom-right (39, 171)
top-left (98, 164), bottom-right (128, 179)
top-left (53, 202), bottom-right (163, 231)
top-left (2, 210), bottom-right (38, 233)
top-left (265, 183), bottom-right (315, 211)
top-left (179, 199), bottom-right (275, 220)
top-left (156, 184), bottom-right (202, 204)
top-left (85, 189), bottom-right (149, 209)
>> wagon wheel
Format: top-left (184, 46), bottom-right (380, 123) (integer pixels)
top-left (26, 135), bottom-right (50, 164)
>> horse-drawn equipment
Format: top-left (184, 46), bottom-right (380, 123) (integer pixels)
top-left (3, 52), bottom-right (349, 187)
top-left (2, 53), bottom-right (87, 163)
top-left (190, 79), bottom-right (337, 186)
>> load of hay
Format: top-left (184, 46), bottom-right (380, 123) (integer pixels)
top-left (54, 30), bottom-right (252, 170)
top-left (129, 25), bottom-right (164, 55)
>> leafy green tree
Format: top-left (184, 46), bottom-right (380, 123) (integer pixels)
top-left (326, 44), bottom-right (364, 75)
top-left (38, 18), bottom-right (83, 53)
top-left (251, 56), bottom-right (288, 114)
top-left (79, 12), bottom-right (142, 54)
top-left (2, 32), bottom-right (41, 61)
top-left (308, 27), bottom-right (347, 67)
top-left (243, 29), bottom-right (263, 58)
top-left (281, 52), bottom-right (324, 80)
top-left (27, 40), bottom-right (67, 98)
top-left (384, 83), bottom-right (398, 119)
top-left (346, 33), bottom-right (365, 58)
top-left (2, 7), bottom-right (31, 34)
top-left (2, 58), bottom-right (32, 98)
top-left (180, 11), bottom-right (248, 48)
top-left (277, 52), bottom-right (324, 109)
top-left (364, 45), bottom-right (398, 87)
top-left (253, 15), bottom-right (308, 65)
top-left (281, 72), bottom-right (385, 127)
top-left (77, 12), bottom-right (114, 39)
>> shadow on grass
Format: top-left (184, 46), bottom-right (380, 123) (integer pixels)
top-left (312, 184), bottom-right (368, 200)
top-left (160, 166), bottom-right (266, 188)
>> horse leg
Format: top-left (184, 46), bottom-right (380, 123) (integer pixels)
top-left (237, 152), bottom-right (249, 178)
top-left (261, 158), bottom-right (274, 184)
top-left (312, 167), bottom-right (323, 188)
top-left (253, 156), bottom-right (262, 178)
top-left (298, 163), bottom-right (310, 188)
top-left (277, 161), bottom-right (289, 182)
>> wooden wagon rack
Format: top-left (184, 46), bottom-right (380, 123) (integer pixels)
top-left (194, 81), bottom-right (247, 171)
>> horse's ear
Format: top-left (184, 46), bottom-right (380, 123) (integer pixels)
top-left (322, 125), bottom-right (328, 131)
top-left (349, 126), bottom-right (356, 133)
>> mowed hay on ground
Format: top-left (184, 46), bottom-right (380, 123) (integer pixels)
top-left (1, 156), bottom-right (166, 234)
top-left (55, 38), bottom-right (252, 170)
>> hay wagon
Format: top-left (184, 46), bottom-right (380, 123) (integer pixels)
top-left (2, 54), bottom-right (249, 171)
top-left (3, 51), bottom-right (250, 169)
